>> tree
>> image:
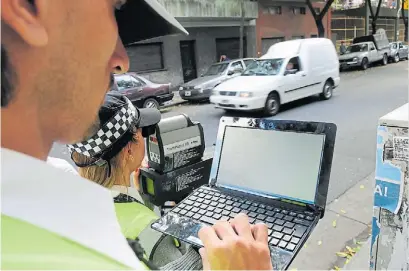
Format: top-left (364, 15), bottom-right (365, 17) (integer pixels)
top-left (306, 0), bottom-right (336, 38)
top-left (402, 0), bottom-right (408, 42)
top-left (366, 0), bottom-right (383, 34)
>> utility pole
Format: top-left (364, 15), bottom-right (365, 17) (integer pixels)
top-left (239, 0), bottom-right (245, 58)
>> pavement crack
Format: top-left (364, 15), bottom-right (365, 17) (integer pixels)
top-left (327, 209), bottom-right (371, 226)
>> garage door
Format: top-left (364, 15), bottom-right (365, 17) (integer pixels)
top-left (261, 37), bottom-right (285, 54)
top-left (216, 38), bottom-right (247, 61)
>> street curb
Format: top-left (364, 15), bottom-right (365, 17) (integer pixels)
top-left (161, 99), bottom-right (188, 109)
top-left (343, 238), bottom-right (371, 270)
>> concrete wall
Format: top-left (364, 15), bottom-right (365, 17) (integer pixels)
top-left (256, 0), bottom-right (332, 56)
top-left (157, 0), bottom-right (258, 19)
top-left (135, 27), bottom-right (256, 87)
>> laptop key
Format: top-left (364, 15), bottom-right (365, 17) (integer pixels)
top-left (283, 227), bottom-right (293, 235)
top-left (306, 216), bottom-right (314, 221)
top-left (290, 212), bottom-right (297, 217)
top-left (245, 200), bottom-right (252, 205)
top-left (198, 209), bottom-right (206, 215)
top-left (193, 213), bottom-right (201, 220)
top-left (293, 218), bottom-right (311, 227)
top-left (240, 210), bottom-right (249, 215)
top-left (189, 196), bottom-right (197, 201)
top-left (205, 195), bottom-right (212, 200)
top-left (279, 241), bottom-right (288, 249)
top-left (214, 208), bottom-right (222, 214)
top-left (205, 211), bottom-right (214, 217)
top-left (180, 210), bottom-right (188, 215)
top-left (248, 218), bottom-right (256, 224)
top-left (266, 217), bottom-right (275, 223)
top-left (283, 235), bottom-right (291, 242)
top-left (179, 203), bottom-right (186, 209)
top-left (210, 202), bottom-right (217, 207)
top-left (185, 205), bottom-right (193, 211)
top-left (232, 207), bottom-right (241, 213)
top-left (229, 212), bottom-right (238, 218)
top-left (286, 243), bottom-right (296, 252)
top-left (269, 238), bottom-right (280, 246)
top-left (252, 202), bottom-right (259, 207)
top-left (304, 211), bottom-right (314, 216)
top-left (266, 206), bottom-right (274, 211)
top-left (272, 232), bottom-right (284, 239)
top-left (256, 208), bottom-right (265, 214)
top-left (203, 200), bottom-right (210, 205)
top-left (248, 212), bottom-right (257, 218)
top-left (273, 225), bottom-right (283, 232)
top-left (186, 212), bottom-right (194, 218)
top-left (297, 214), bottom-right (305, 219)
top-left (274, 213), bottom-right (284, 219)
top-left (248, 206), bottom-right (257, 212)
top-left (225, 206), bottom-right (233, 211)
top-left (266, 222), bottom-right (274, 229)
top-left (275, 219), bottom-right (285, 226)
top-left (192, 207), bottom-right (199, 213)
top-left (198, 193), bottom-right (206, 198)
top-left (268, 229), bottom-right (273, 236)
top-left (240, 204), bottom-right (249, 210)
top-left (213, 213), bottom-right (222, 220)
top-left (226, 200), bottom-right (234, 205)
top-left (284, 222), bottom-right (295, 228)
top-left (274, 208), bottom-right (281, 212)
top-left (217, 203), bottom-right (226, 209)
top-left (259, 204), bottom-right (266, 209)
top-left (222, 210), bottom-right (230, 216)
top-left (219, 194), bottom-right (226, 199)
top-left (282, 210), bottom-right (289, 215)
top-left (201, 216), bottom-right (216, 225)
top-left (293, 225), bottom-right (307, 238)
top-left (266, 211), bottom-right (275, 217)
top-left (207, 206), bottom-right (215, 211)
top-left (283, 215), bottom-right (293, 222)
top-left (257, 214), bottom-right (266, 220)
top-left (291, 237), bottom-right (300, 244)
top-left (238, 199), bottom-right (245, 204)
top-left (200, 204), bottom-right (207, 209)
top-left (233, 202), bottom-right (241, 207)
top-left (197, 198), bottom-right (204, 203)
top-left (218, 199), bottom-right (226, 204)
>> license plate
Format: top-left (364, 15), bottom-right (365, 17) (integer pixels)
top-left (222, 100), bottom-right (229, 103)
top-left (185, 91), bottom-right (191, 96)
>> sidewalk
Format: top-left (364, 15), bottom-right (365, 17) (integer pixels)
top-left (162, 91), bottom-right (187, 109)
top-left (289, 171), bottom-right (374, 270)
top-left (344, 239), bottom-right (371, 270)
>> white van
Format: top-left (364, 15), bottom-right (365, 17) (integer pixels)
top-left (210, 38), bottom-right (340, 116)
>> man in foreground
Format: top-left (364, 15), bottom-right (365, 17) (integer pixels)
top-left (1, 0), bottom-right (272, 269)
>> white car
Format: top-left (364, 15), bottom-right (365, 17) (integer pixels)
top-left (210, 38), bottom-right (340, 116)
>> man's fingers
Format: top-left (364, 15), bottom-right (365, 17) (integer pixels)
top-left (198, 225), bottom-right (221, 247)
top-left (230, 213), bottom-right (254, 239)
top-left (251, 223), bottom-right (269, 243)
top-left (199, 248), bottom-right (210, 271)
top-left (213, 220), bottom-right (237, 239)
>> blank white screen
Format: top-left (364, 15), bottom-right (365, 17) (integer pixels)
top-left (217, 126), bottom-right (325, 203)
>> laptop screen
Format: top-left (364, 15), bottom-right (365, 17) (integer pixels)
top-left (216, 126), bottom-right (325, 204)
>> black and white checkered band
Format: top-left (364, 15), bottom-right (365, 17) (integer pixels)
top-left (67, 98), bottom-right (138, 158)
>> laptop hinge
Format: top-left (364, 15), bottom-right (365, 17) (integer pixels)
top-left (306, 204), bottom-right (323, 216)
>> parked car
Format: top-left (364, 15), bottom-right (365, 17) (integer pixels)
top-left (179, 58), bottom-right (256, 101)
top-left (111, 73), bottom-right (173, 109)
top-left (210, 38), bottom-right (340, 116)
top-left (389, 41), bottom-right (408, 63)
top-left (339, 31), bottom-right (390, 70)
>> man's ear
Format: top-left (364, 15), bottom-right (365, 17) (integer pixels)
top-left (1, 0), bottom-right (48, 47)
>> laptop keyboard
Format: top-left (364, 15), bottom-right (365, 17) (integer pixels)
top-left (170, 187), bottom-right (315, 252)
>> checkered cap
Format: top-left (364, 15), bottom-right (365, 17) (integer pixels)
top-left (67, 98), bottom-right (138, 158)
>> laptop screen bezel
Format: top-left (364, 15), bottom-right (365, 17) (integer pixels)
top-left (209, 117), bottom-right (337, 211)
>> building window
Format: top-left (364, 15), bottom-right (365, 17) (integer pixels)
top-left (126, 43), bottom-right (164, 72)
top-left (293, 7), bottom-right (306, 15)
top-left (263, 6), bottom-right (282, 15)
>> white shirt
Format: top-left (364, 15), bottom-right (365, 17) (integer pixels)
top-left (47, 156), bottom-right (79, 175)
top-left (1, 148), bottom-right (143, 269)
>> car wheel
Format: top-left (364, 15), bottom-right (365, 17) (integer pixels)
top-left (361, 57), bottom-right (369, 70)
top-left (320, 80), bottom-right (333, 100)
top-left (143, 98), bottom-right (160, 109)
top-left (263, 93), bottom-right (280, 116)
top-left (394, 54), bottom-right (400, 63)
top-left (382, 54), bottom-right (388, 65)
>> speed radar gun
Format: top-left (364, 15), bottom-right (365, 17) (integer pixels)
top-left (139, 114), bottom-right (212, 206)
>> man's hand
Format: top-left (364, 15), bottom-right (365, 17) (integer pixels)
top-left (198, 213), bottom-right (273, 270)
top-left (132, 158), bottom-right (149, 191)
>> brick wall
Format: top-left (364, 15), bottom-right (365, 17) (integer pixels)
top-left (256, 0), bottom-right (332, 56)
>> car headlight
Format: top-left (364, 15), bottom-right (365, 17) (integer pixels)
top-left (239, 92), bottom-right (253, 98)
top-left (353, 57), bottom-right (358, 62)
top-left (179, 86), bottom-right (183, 91)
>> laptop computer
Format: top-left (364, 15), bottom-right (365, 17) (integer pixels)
top-left (151, 117), bottom-right (337, 270)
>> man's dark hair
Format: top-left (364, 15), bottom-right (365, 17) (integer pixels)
top-left (1, 46), bottom-right (16, 107)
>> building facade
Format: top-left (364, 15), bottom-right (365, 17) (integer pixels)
top-left (256, 0), bottom-right (332, 56)
top-left (126, 0), bottom-right (258, 87)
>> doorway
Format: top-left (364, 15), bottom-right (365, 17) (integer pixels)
top-left (180, 40), bottom-right (197, 83)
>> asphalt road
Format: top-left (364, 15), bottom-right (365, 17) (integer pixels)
top-left (50, 62), bottom-right (408, 203)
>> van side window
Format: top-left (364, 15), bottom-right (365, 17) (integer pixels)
top-left (287, 57), bottom-right (302, 72)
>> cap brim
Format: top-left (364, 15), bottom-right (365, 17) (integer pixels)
top-left (138, 108), bottom-right (161, 128)
top-left (116, 0), bottom-right (188, 46)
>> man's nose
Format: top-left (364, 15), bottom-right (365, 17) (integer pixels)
top-left (111, 37), bottom-right (129, 74)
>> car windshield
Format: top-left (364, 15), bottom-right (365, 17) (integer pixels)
top-left (346, 44), bottom-right (368, 53)
top-left (390, 43), bottom-right (398, 49)
top-left (241, 59), bottom-right (284, 76)
top-left (203, 63), bottom-right (229, 76)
